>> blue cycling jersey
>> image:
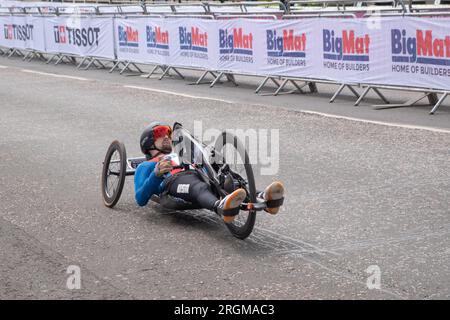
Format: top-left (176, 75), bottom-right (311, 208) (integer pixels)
top-left (134, 161), bottom-right (165, 206)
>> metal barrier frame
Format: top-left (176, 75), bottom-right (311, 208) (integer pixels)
top-left (2, 1), bottom-right (450, 114)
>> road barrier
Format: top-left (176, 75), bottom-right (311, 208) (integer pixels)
top-left (1, 1), bottom-right (450, 114)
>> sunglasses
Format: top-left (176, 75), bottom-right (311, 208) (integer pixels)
top-left (153, 125), bottom-right (172, 140)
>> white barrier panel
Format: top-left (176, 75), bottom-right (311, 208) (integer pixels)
top-left (114, 17), bottom-right (171, 65)
top-left (259, 18), bottom-right (316, 78)
top-left (115, 17), bottom-right (148, 64)
top-left (372, 17), bottom-right (450, 91)
top-left (215, 19), bottom-right (264, 75)
top-left (315, 18), bottom-right (374, 83)
top-left (167, 18), bottom-right (217, 70)
top-left (2, 15), bottom-right (450, 91)
top-left (44, 16), bottom-right (114, 59)
top-left (0, 15), bottom-right (45, 51)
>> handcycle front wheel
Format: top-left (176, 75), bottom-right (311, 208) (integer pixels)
top-left (214, 131), bottom-right (257, 240)
top-left (101, 140), bottom-right (127, 208)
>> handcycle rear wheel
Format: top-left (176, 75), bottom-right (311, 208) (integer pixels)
top-left (214, 132), bottom-right (257, 240)
top-left (101, 140), bottom-right (127, 208)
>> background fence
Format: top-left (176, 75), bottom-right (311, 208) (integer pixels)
top-left (1, 0), bottom-right (450, 114)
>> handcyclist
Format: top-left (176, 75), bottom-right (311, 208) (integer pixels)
top-left (134, 122), bottom-right (285, 223)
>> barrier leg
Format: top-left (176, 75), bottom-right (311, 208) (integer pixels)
top-left (130, 63), bottom-right (143, 73)
top-left (160, 66), bottom-right (184, 80)
top-left (119, 61), bottom-right (132, 75)
top-left (373, 92), bottom-right (431, 109)
top-left (83, 58), bottom-right (96, 70)
top-left (26, 51), bottom-right (37, 62)
top-left (373, 87), bottom-right (390, 104)
top-left (330, 84), bottom-right (360, 103)
top-left (97, 60), bottom-right (106, 69)
top-left (210, 72), bottom-right (224, 87)
top-left (347, 85), bottom-right (360, 99)
top-left (171, 67), bottom-right (184, 79)
top-left (77, 56), bottom-right (88, 69)
top-left (289, 80), bottom-right (306, 94)
top-left (54, 54), bottom-right (65, 65)
top-left (274, 79), bottom-right (289, 96)
top-left (37, 53), bottom-right (46, 62)
top-left (354, 86), bottom-right (372, 106)
top-left (191, 70), bottom-right (211, 85)
top-left (255, 76), bottom-right (271, 94)
top-left (255, 76), bottom-right (282, 94)
top-left (22, 51), bottom-right (31, 61)
top-left (430, 93), bottom-right (448, 115)
top-left (146, 65), bottom-right (160, 78)
top-left (159, 66), bottom-right (172, 80)
top-left (109, 60), bottom-right (121, 73)
top-left (46, 54), bottom-right (57, 64)
top-left (329, 83), bottom-right (346, 103)
top-left (7, 48), bottom-right (16, 58)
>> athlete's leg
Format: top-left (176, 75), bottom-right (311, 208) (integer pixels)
top-left (167, 172), bottom-right (218, 210)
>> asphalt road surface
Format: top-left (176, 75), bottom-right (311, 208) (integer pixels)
top-left (0, 57), bottom-right (449, 300)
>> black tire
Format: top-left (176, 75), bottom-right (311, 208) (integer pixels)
top-left (214, 132), bottom-right (256, 240)
top-left (101, 140), bottom-right (127, 208)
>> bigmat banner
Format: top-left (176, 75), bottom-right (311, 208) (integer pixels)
top-left (2, 15), bottom-right (450, 91)
top-left (0, 15), bottom-right (45, 51)
top-left (44, 16), bottom-right (114, 59)
top-left (114, 17), bottom-right (218, 69)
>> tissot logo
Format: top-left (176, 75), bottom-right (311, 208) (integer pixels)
top-left (53, 25), bottom-right (100, 47)
top-left (3, 24), bottom-right (33, 41)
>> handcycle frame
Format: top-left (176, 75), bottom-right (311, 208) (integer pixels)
top-left (101, 122), bottom-right (266, 239)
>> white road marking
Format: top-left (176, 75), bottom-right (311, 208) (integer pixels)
top-left (6, 64), bottom-right (449, 134)
top-left (298, 110), bottom-right (450, 134)
top-left (123, 85), bottom-right (235, 104)
top-left (0, 65), bottom-right (8, 69)
top-left (124, 84), bottom-right (450, 134)
top-left (21, 69), bottom-right (89, 81)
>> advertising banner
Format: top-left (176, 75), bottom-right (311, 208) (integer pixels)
top-left (44, 16), bottom-right (114, 59)
top-left (2, 15), bottom-right (450, 91)
top-left (166, 17), bottom-right (217, 70)
top-left (0, 15), bottom-right (45, 51)
top-left (258, 18), bottom-right (316, 78)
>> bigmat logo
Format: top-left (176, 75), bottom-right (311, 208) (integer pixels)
top-left (179, 26), bottom-right (208, 52)
top-left (118, 25), bottom-right (139, 47)
top-left (323, 29), bottom-right (370, 61)
top-left (146, 26), bottom-right (169, 49)
top-left (391, 29), bottom-right (450, 66)
top-left (3, 24), bottom-right (34, 41)
top-left (266, 29), bottom-right (306, 57)
top-left (53, 25), bottom-right (100, 46)
top-left (219, 28), bottom-right (253, 55)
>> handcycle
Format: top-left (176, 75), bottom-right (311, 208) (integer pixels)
top-left (101, 122), bottom-right (274, 239)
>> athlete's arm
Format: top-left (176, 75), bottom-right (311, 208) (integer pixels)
top-left (134, 162), bottom-right (165, 206)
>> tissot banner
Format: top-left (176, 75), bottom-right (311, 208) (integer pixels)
top-left (0, 15), bottom-right (45, 51)
top-left (44, 16), bottom-right (114, 59)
